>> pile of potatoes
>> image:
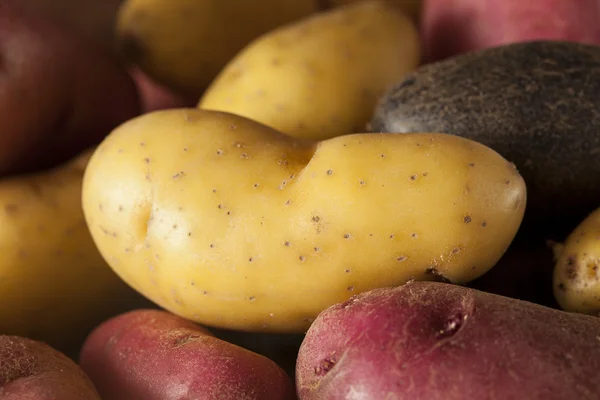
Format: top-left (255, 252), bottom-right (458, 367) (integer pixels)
top-left (2, 0), bottom-right (600, 398)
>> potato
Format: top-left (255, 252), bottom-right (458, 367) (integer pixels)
top-left (296, 281), bottom-right (600, 400)
top-left (82, 108), bottom-right (525, 333)
top-left (0, 149), bottom-right (148, 354)
top-left (370, 41), bottom-right (600, 236)
top-left (0, 335), bottom-right (101, 400)
top-left (80, 309), bottom-right (295, 400)
top-left (0, 1), bottom-right (139, 177)
top-left (199, 0), bottom-right (420, 141)
top-left (553, 207), bottom-right (600, 315)
top-left (116, 0), bottom-right (322, 96)
top-left (329, 0), bottom-right (422, 22)
top-left (422, 0), bottom-right (600, 61)
top-left (16, 0), bottom-right (123, 51)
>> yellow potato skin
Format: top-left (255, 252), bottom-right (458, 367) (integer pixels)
top-left (83, 109), bottom-right (526, 333)
top-left (116, 0), bottom-right (320, 95)
top-left (0, 150), bottom-right (145, 351)
top-left (553, 208), bottom-right (600, 315)
top-left (199, 0), bottom-right (420, 140)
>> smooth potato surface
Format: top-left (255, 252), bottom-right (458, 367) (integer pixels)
top-left (553, 207), bottom-right (600, 315)
top-left (296, 282), bottom-right (600, 400)
top-left (116, 0), bottom-right (320, 95)
top-left (0, 150), bottom-right (146, 352)
top-left (80, 309), bottom-right (295, 400)
top-left (199, 0), bottom-right (420, 140)
top-left (83, 108), bottom-right (526, 332)
top-left (0, 1), bottom-right (139, 176)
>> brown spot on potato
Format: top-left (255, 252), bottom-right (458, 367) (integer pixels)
top-left (143, 157), bottom-right (150, 164)
top-left (464, 215), bottom-right (472, 223)
top-left (425, 267), bottom-right (452, 283)
top-left (314, 354), bottom-right (337, 376)
top-left (435, 314), bottom-right (467, 339)
top-left (566, 256), bottom-right (578, 280)
top-left (326, 169), bottom-right (333, 175)
top-left (172, 172), bottom-right (185, 179)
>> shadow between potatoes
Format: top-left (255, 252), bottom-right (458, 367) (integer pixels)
top-left (468, 228), bottom-right (559, 309)
top-left (211, 328), bottom-right (304, 379)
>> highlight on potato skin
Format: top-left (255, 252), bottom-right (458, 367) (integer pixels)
top-left (296, 281), bottom-right (600, 400)
top-left (553, 207), bottom-right (600, 315)
top-left (80, 309), bottom-right (296, 400)
top-left (82, 107), bottom-right (526, 334)
top-left (0, 149), bottom-right (148, 354)
top-left (199, 0), bottom-right (421, 141)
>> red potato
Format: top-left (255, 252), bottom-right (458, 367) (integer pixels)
top-left (0, 335), bottom-right (101, 400)
top-left (0, 1), bottom-right (139, 176)
top-left (422, 0), bottom-right (600, 61)
top-left (296, 281), bottom-right (600, 400)
top-left (80, 309), bottom-right (296, 400)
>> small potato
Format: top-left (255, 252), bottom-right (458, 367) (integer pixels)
top-left (0, 150), bottom-right (147, 353)
top-left (80, 309), bottom-right (295, 400)
top-left (199, 0), bottom-right (420, 140)
top-left (553, 207), bottom-right (600, 315)
top-left (296, 282), bottom-right (600, 400)
top-left (0, 335), bottom-right (101, 400)
top-left (0, 1), bottom-right (139, 176)
top-left (83, 108), bottom-right (526, 333)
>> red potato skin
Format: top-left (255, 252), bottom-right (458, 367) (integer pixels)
top-left (129, 67), bottom-right (198, 113)
top-left (296, 281), bottom-right (600, 400)
top-left (0, 335), bottom-right (101, 400)
top-left (422, 0), bottom-right (600, 62)
top-left (0, 1), bottom-right (139, 176)
top-left (80, 309), bottom-right (296, 400)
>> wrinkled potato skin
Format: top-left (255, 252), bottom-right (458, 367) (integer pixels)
top-left (0, 151), bottom-right (146, 352)
top-left (82, 108), bottom-right (526, 333)
top-left (199, 0), bottom-right (420, 140)
top-left (553, 207), bottom-right (600, 315)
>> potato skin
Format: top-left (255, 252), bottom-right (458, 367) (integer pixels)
top-left (296, 281), bottom-right (600, 400)
top-left (553, 207), bottom-right (600, 315)
top-left (199, 0), bottom-right (420, 140)
top-left (0, 335), bottom-right (101, 400)
top-left (83, 108), bottom-right (525, 333)
top-left (116, 0), bottom-right (320, 95)
top-left (370, 41), bottom-right (600, 236)
top-left (0, 150), bottom-right (147, 353)
top-left (80, 309), bottom-right (295, 400)
top-left (0, 1), bottom-right (139, 176)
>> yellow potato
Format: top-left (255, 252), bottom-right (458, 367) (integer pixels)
top-left (553, 208), bottom-right (600, 315)
top-left (199, 0), bottom-right (420, 140)
top-left (116, 0), bottom-right (320, 95)
top-left (82, 108), bottom-right (526, 333)
top-left (0, 150), bottom-right (146, 352)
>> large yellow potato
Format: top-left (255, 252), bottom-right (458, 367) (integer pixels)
top-left (116, 0), bottom-right (320, 96)
top-left (199, 0), bottom-right (420, 141)
top-left (82, 109), bottom-right (526, 333)
top-left (0, 150), bottom-right (147, 352)
top-left (553, 207), bottom-right (600, 315)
